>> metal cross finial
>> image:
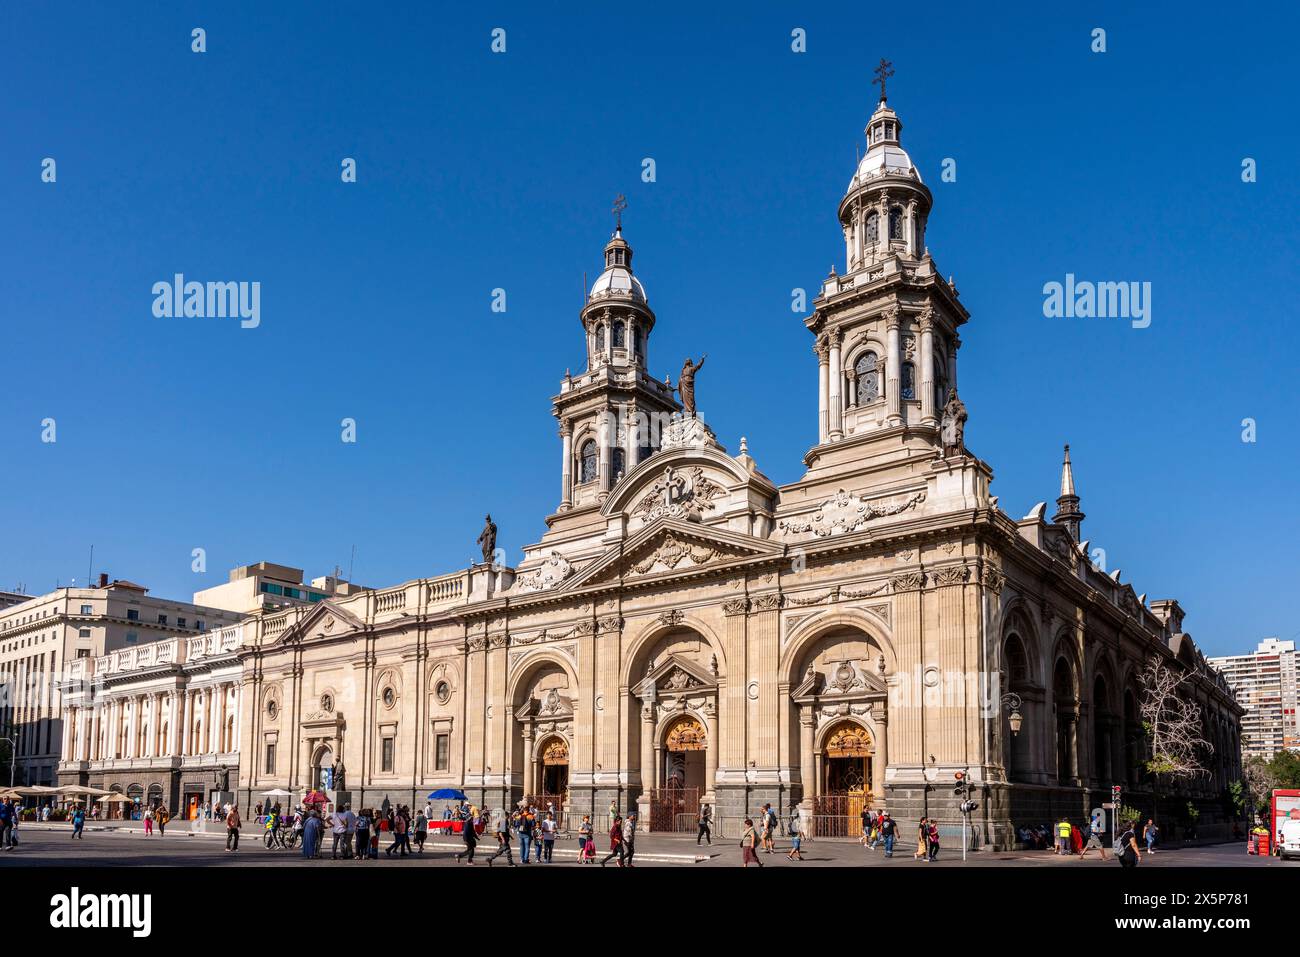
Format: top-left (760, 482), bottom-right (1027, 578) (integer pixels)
top-left (872, 57), bottom-right (894, 102)
top-left (612, 193), bottom-right (627, 229)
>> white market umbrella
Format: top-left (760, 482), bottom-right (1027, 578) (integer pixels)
top-left (260, 788), bottom-right (293, 797)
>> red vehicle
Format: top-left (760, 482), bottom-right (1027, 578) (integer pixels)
top-left (1271, 789), bottom-right (1300, 858)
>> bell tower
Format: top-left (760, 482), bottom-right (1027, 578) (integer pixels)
top-left (550, 199), bottom-right (680, 516)
top-left (804, 64), bottom-right (969, 467)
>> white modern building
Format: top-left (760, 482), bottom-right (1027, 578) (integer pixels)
top-left (1209, 638), bottom-right (1298, 759)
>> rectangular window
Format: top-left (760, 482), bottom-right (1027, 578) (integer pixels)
top-left (196, 620), bottom-right (205, 631)
top-left (76, 649), bottom-right (90, 659)
top-left (265, 743), bottom-right (276, 776)
top-left (382, 736), bottom-right (395, 773)
top-left (78, 628), bottom-right (90, 638)
top-left (177, 617), bottom-right (186, 628)
top-left (125, 631), bottom-right (138, 644)
top-left (436, 733), bottom-right (450, 771)
top-left (127, 610), bottom-right (139, 621)
top-left (80, 604), bottom-right (93, 615)
top-left (157, 614), bottom-right (167, 625)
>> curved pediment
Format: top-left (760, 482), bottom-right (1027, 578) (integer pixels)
top-left (603, 446), bottom-right (776, 529)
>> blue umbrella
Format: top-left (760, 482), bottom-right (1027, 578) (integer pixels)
top-left (428, 789), bottom-right (467, 801)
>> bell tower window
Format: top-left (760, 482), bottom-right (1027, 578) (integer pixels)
top-left (611, 446), bottom-right (626, 481)
top-left (613, 320), bottom-right (626, 349)
top-left (901, 362), bottom-right (916, 400)
top-left (595, 324), bottom-right (606, 353)
top-left (865, 212), bottom-right (878, 243)
top-left (889, 206), bottom-right (903, 240)
top-left (854, 351), bottom-right (880, 404)
top-left (579, 440), bottom-right (598, 484)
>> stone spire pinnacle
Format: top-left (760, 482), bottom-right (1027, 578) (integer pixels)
top-left (1053, 444), bottom-right (1085, 541)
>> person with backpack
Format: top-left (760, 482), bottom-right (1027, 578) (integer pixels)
top-left (485, 810), bottom-right (516, 867)
top-left (1117, 820), bottom-right (1141, 868)
top-left (518, 807), bottom-right (536, 863)
top-left (760, 804), bottom-right (776, 854)
top-left (1079, 813), bottom-right (1109, 861)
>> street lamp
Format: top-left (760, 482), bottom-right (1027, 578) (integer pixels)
top-left (1001, 693), bottom-right (1024, 736)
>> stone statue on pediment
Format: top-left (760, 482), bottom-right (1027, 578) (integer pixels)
top-left (477, 514), bottom-right (497, 563)
top-left (677, 354), bottom-right (707, 417)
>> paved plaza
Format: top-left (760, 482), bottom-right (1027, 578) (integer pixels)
top-left (2, 823), bottom-right (1294, 869)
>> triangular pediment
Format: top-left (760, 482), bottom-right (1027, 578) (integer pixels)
top-left (275, 599), bottom-right (367, 644)
top-left (634, 652), bottom-right (718, 697)
top-left (563, 519), bottom-right (781, 590)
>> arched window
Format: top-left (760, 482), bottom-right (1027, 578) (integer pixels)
top-left (888, 206), bottom-right (903, 240)
top-left (611, 446), bottom-right (625, 481)
top-left (579, 440), bottom-right (597, 483)
top-left (865, 212), bottom-right (878, 243)
top-left (901, 362), bottom-right (915, 400)
top-left (933, 356), bottom-right (948, 410)
top-left (854, 351), bottom-right (879, 404)
top-left (595, 325), bottom-right (606, 353)
top-left (613, 320), bottom-right (626, 349)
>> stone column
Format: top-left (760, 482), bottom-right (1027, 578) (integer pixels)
top-left (168, 692), bottom-right (180, 756)
top-left (704, 702), bottom-right (719, 800)
top-left (827, 330), bottom-right (843, 440)
top-left (640, 704), bottom-right (655, 799)
top-left (873, 711), bottom-right (889, 805)
top-left (948, 335), bottom-right (960, 392)
top-left (598, 411), bottom-right (612, 492)
top-left (181, 691), bottom-right (193, 756)
top-left (815, 337), bottom-right (829, 443)
top-left (885, 308), bottom-right (902, 426)
top-left (522, 727), bottom-right (535, 796)
top-left (799, 708), bottom-right (815, 805)
top-left (877, 192), bottom-right (891, 257)
top-left (918, 309), bottom-right (936, 426)
top-left (623, 407), bottom-right (637, 476)
top-left (559, 420), bottom-right (573, 510)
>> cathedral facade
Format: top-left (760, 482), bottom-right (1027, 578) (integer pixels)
top-left (225, 92), bottom-right (1242, 847)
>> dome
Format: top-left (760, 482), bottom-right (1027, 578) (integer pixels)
top-left (589, 266), bottom-right (647, 302)
top-left (848, 144), bottom-right (921, 190)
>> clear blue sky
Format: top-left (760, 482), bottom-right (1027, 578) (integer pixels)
top-left (2, 2), bottom-right (1296, 656)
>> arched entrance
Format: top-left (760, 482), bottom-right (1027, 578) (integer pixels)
top-left (540, 737), bottom-right (570, 795)
top-left (312, 744), bottom-right (334, 791)
top-left (814, 721), bottom-right (873, 836)
top-left (649, 715), bottom-right (707, 831)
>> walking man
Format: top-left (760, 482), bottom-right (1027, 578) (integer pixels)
top-left (697, 803), bottom-right (713, 845)
top-left (1079, 813), bottom-right (1109, 861)
top-left (225, 804), bottom-right (241, 851)
top-left (1056, 816), bottom-right (1073, 855)
top-left (601, 815), bottom-right (625, 867)
top-left (623, 810), bottom-right (638, 867)
top-left (879, 811), bottom-right (897, 858)
top-left (486, 811), bottom-right (516, 867)
top-left (456, 809), bottom-right (479, 865)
